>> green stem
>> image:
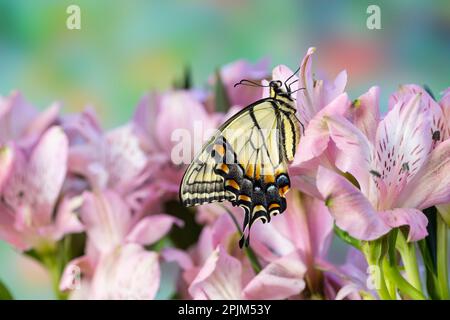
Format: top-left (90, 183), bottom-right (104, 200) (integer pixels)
top-left (42, 254), bottom-right (67, 300)
top-left (363, 248), bottom-right (393, 300)
top-left (383, 257), bottom-right (426, 300)
top-left (221, 205), bottom-right (262, 273)
top-left (396, 232), bottom-right (422, 292)
top-left (436, 213), bottom-right (449, 299)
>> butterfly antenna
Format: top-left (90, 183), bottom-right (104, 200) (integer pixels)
top-left (283, 65), bottom-right (301, 91)
top-left (234, 79), bottom-right (270, 88)
top-left (289, 87), bottom-right (306, 95)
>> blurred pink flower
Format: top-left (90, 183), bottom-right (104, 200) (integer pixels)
top-left (317, 91), bottom-right (450, 241)
top-left (68, 124), bottom-right (147, 192)
top-left (60, 107), bottom-right (103, 146)
top-left (215, 58), bottom-right (269, 108)
top-left (60, 190), bottom-right (181, 299)
top-left (133, 91), bottom-right (219, 194)
top-left (320, 248), bottom-right (373, 300)
top-left (0, 126), bottom-right (83, 250)
top-left (0, 91), bottom-right (59, 147)
top-left (61, 243), bottom-right (160, 300)
top-left (80, 190), bottom-right (181, 254)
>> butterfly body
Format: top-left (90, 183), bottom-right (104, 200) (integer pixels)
top-left (180, 80), bottom-right (301, 247)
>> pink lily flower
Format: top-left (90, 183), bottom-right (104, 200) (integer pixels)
top-left (0, 91), bottom-right (59, 147)
top-left (0, 126), bottom-right (83, 250)
top-left (391, 85), bottom-right (450, 226)
top-left (60, 190), bottom-right (182, 299)
top-left (67, 118), bottom-right (159, 214)
top-left (317, 90), bottom-right (450, 241)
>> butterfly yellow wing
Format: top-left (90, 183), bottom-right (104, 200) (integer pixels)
top-left (180, 99), bottom-right (300, 246)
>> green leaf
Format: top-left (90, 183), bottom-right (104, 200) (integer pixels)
top-left (0, 279), bottom-right (13, 300)
top-left (214, 70), bottom-right (231, 113)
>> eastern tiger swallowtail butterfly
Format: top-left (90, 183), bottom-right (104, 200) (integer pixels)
top-left (180, 77), bottom-right (302, 247)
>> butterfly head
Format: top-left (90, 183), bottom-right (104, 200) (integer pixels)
top-left (269, 80), bottom-right (297, 108)
top-left (269, 80), bottom-right (283, 95)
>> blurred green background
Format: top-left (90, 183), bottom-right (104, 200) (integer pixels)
top-left (0, 0), bottom-right (449, 299)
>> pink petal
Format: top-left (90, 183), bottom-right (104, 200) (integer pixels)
top-left (243, 250), bottom-right (306, 300)
top-left (24, 102), bottom-right (59, 139)
top-left (271, 191), bottom-right (333, 260)
top-left (316, 166), bottom-right (390, 240)
top-left (62, 107), bottom-right (102, 145)
top-left (389, 84), bottom-right (449, 148)
top-left (389, 84), bottom-right (432, 110)
top-left (103, 125), bottom-right (148, 190)
top-left (0, 145), bottom-right (13, 190)
top-left (0, 91), bottom-right (38, 143)
top-left (28, 127), bottom-right (68, 222)
top-left (0, 202), bottom-right (28, 250)
top-left (51, 196), bottom-right (84, 240)
top-left (250, 222), bottom-right (296, 263)
top-left (2, 127), bottom-right (68, 226)
top-left (374, 94), bottom-right (432, 208)
top-left (397, 139), bottom-right (450, 209)
top-left (132, 93), bottom-right (161, 153)
top-left (219, 58), bottom-right (269, 107)
top-left (350, 86), bottom-right (380, 142)
top-left (297, 47), bottom-right (347, 126)
top-left (379, 208), bottom-right (428, 241)
top-left (90, 244), bottom-right (160, 300)
top-left (326, 115), bottom-right (376, 200)
top-left (60, 255), bottom-right (94, 292)
top-left (155, 91), bottom-right (216, 158)
top-left (289, 156), bottom-right (323, 199)
top-left (293, 93), bottom-right (350, 165)
top-left (126, 214), bottom-right (183, 246)
top-left (389, 84), bottom-right (445, 148)
top-left (188, 246), bottom-right (242, 300)
top-left (80, 190), bottom-right (131, 254)
top-left (161, 248), bottom-right (194, 270)
top-left (262, 65), bottom-right (299, 98)
top-left (297, 47), bottom-right (318, 124)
